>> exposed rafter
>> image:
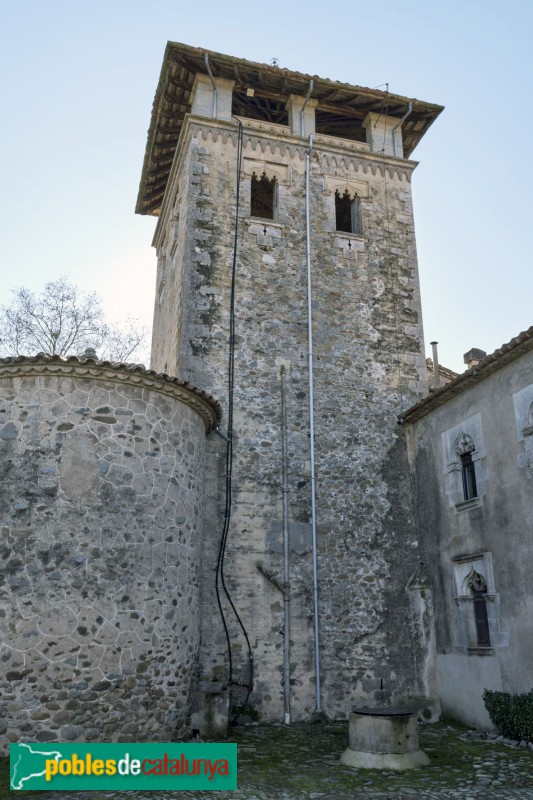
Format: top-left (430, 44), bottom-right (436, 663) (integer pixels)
top-left (136, 41), bottom-right (443, 216)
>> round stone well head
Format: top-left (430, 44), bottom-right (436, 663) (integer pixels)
top-left (340, 706), bottom-right (430, 770)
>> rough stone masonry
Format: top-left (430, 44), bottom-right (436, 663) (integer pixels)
top-left (0, 45), bottom-right (443, 746)
top-left (0, 355), bottom-right (218, 752)
top-left (143, 44), bottom-right (443, 726)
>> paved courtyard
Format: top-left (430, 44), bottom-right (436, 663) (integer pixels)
top-left (26, 720), bottom-right (533, 800)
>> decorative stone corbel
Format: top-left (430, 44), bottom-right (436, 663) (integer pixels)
top-left (325, 176), bottom-right (369, 199)
top-left (242, 158), bottom-right (288, 183)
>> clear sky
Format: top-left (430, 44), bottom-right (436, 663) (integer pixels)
top-left (0, 0), bottom-right (531, 374)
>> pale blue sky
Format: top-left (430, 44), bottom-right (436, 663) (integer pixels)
top-left (0, 0), bottom-right (531, 373)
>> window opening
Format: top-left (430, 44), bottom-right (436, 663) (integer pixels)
top-left (315, 110), bottom-right (365, 143)
top-left (461, 452), bottom-right (478, 500)
top-left (454, 431), bottom-right (478, 501)
top-left (232, 92), bottom-right (288, 125)
top-left (335, 189), bottom-right (360, 234)
top-left (251, 172), bottom-right (277, 220)
top-left (466, 570), bottom-right (490, 647)
top-left (524, 401), bottom-right (533, 436)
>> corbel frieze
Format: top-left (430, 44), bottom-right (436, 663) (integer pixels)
top-left (190, 123), bottom-right (307, 162)
top-left (242, 135), bottom-right (305, 161)
top-left (318, 152), bottom-right (413, 183)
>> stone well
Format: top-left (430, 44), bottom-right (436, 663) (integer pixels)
top-left (340, 706), bottom-right (430, 770)
top-left (0, 354), bottom-right (219, 753)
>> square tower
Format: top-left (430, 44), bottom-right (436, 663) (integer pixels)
top-left (137, 43), bottom-right (443, 725)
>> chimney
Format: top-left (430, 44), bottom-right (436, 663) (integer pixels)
top-left (430, 341), bottom-right (440, 388)
top-left (82, 347), bottom-right (98, 360)
top-left (463, 348), bottom-right (486, 369)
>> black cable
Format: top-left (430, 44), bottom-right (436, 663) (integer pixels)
top-left (380, 92), bottom-right (405, 408)
top-left (214, 119), bottom-right (254, 724)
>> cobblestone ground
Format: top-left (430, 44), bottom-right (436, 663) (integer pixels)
top-left (23, 722), bottom-right (533, 800)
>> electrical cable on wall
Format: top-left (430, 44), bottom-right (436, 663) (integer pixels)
top-left (379, 91), bottom-right (405, 408)
top-left (214, 118), bottom-right (254, 723)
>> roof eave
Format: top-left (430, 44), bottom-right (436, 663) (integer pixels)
top-left (136, 41), bottom-right (443, 217)
top-left (401, 326), bottom-right (533, 424)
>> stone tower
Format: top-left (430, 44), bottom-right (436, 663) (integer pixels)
top-left (137, 43), bottom-right (443, 725)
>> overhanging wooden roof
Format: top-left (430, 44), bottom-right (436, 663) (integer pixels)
top-left (136, 42), bottom-right (444, 216)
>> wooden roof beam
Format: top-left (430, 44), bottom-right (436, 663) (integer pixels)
top-left (148, 158), bottom-right (174, 171)
top-left (145, 175), bottom-right (170, 191)
top-left (233, 64), bottom-right (246, 87)
top-left (158, 109), bottom-right (187, 121)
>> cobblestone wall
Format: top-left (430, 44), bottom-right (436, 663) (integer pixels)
top-left (0, 356), bottom-right (218, 753)
top-left (151, 117), bottom-right (432, 722)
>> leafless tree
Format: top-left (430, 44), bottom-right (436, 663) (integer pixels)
top-left (0, 277), bottom-right (149, 364)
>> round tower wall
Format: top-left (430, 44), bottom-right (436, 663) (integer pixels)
top-left (0, 356), bottom-right (218, 751)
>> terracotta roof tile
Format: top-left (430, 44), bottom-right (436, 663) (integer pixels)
top-left (0, 352), bottom-right (222, 426)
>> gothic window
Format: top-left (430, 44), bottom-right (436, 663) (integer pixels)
top-left (454, 431), bottom-right (478, 501)
top-left (335, 189), bottom-right (361, 234)
top-left (465, 569), bottom-right (491, 647)
top-left (251, 172), bottom-right (277, 220)
top-left (461, 452), bottom-right (477, 500)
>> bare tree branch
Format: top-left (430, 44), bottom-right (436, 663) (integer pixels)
top-left (0, 277), bottom-right (150, 365)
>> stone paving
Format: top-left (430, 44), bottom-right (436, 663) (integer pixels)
top-left (28, 720), bottom-right (533, 800)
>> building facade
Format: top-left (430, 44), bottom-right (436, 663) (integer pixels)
top-left (402, 328), bottom-right (533, 729)
top-left (0, 44), bottom-right (448, 747)
top-left (137, 43), bottom-right (443, 726)
top-left (2, 43), bottom-right (530, 745)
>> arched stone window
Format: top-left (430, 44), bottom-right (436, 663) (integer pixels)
top-left (465, 568), bottom-right (491, 647)
top-left (335, 189), bottom-right (361, 234)
top-left (251, 172), bottom-right (278, 220)
top-left (454, 431), bottom-right (478, 501)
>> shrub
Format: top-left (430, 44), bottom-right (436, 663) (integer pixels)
top-left (483, 689), bottom-right (533, 741)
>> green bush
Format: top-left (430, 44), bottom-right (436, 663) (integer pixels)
top-left (483, 689), bottom-right (533, 741)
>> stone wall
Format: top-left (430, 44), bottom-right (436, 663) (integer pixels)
top-left (0, 355), bottom-right (218, 753)
top-left (151, 115), bottom-right (434, 722)
top-left (404, 342), bottom-right (533, 729)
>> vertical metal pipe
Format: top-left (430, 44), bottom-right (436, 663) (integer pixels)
top-left (204, 54), bottom-right (217, 119)
top-left (305, 133), bottom-right (321, 712)
top-left (280, 364), bottom-right (291, 725)
top-left (430, 341), bottom-right (440, 388)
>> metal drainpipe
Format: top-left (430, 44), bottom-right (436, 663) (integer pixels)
top-left (280, 364), bottom-right (291, 725)
top-left (204, 54), bottom-right (217, 119)
top-left (392, 101), bottom-right (412, 157)
top-left (305, 130), bottom-right (321, 713)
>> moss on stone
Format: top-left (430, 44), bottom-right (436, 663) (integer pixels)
top-left (2, 721), bottom-right (533, 798)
